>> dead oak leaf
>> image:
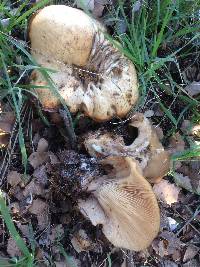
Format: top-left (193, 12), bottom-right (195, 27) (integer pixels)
top-left (153, 180), bottom-right (181, 205)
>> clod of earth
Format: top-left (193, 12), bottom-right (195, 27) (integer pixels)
top-left (29, 5), bottom-right (138, 121)
top-left (84, 113), bottom-right (170, 183)
top-left (78, 156), bottom-right (160, 251)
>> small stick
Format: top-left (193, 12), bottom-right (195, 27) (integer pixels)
top-left (59, 108), bottom-right (77, 149)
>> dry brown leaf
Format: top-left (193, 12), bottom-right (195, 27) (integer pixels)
top-left (71, 229), bottom-right (93, 253)
top-left (49, 224), bottom-right (64, 242)
top-left (23, 180), bottom-right (45, 198)
top-left (37, 138), bottom-right (48, 153)
top-left (168, 132), bottom-right (185, 154)
top-left (153, 180), bottom-right (181, 205)
top-left (184, 81), bottom-right (200, 97)
top-left (153, 231), bottom-right (183, 258)
top-left (7, 171), bottom-right (22, 187)
top-left (161, 260), bottom-right (178, 267)
top-left (33, 165), bottom-right (48, 185)
top-left (183, 245), bottom-right (199, 263)
top-left (7, 237), bottom-right (23, 258)
top-left (28, 138), bottom-right (49, 169)
top-left (29, 198), bottom-right (49, 230)
top-left (183, 259), bottom-right (200, 267)
top-left (17, 223), bottom-right (30, 238)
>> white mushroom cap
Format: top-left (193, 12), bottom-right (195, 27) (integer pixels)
top-left (78, 157), bottom-right (160, 251)
top-left (84, 113), bottom-right (170, 183)
top-left (29, 5), bottom-right (139, 121)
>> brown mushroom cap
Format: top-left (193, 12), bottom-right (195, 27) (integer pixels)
top-left (78, 156), bottom-right (160, 251)
top-left (84, 113), bottom-right (170, 183)
top-left (29, 5), bottom-right (139, 121)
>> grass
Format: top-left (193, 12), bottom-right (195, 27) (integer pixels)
top-left (0, 0), bottom-right (200, 265)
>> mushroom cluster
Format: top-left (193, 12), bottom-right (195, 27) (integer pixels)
top-left (79, 113), bottom-right (170, 250)
top-left (28, 5), bottom-right (169, 252)
top-left (29, 5), bottom-right (138, 121)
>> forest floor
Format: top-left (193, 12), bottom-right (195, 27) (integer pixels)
top-left (0, 0), bottom-right (200, 266)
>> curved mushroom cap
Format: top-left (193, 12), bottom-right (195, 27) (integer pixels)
top-left (29, 5), bottom-right (139, 121)
top-left (84, 113), bottom-right (170, 183)
top-left (78, 157), bottom-right (160, 251)
top-left (29, 5), bottom-right (95, 66)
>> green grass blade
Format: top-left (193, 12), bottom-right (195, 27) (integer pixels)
top-left (0, 191), bottom-right (32, 259)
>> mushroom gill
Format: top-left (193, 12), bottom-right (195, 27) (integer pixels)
top-left (78, 156), bottom-right (160, 251)
top-left (84, 113), bottom-right (170, 183)
top-left (29, 5), bottom-right (138, 121)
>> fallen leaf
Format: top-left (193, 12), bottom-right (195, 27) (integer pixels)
top-left (71, 229), bottom-right (93, 253)
top-left (183, 244), bottom-right (199, 263)
top-left (185, 81), bottom-right (200, 97)
top-left (49, 225), bottom-right (64, 242)
top-left (33, 165), bottom-right (48, 186)
top-left (17, 223), bottom-right (30, 238)
top-left (23, 179), bottom-right (45, 198)
top-left (173, 172), bottom-right (193, 193)
top-left (168, 132), bottom-right (185, 154)
top-left (29, 198), bottom-right (49, 230)
top-left (183, 259), bottom-right (200, 267)
top-left (153, 180), bottom-right (181, 205)
top-left (7, 171), bottom-right (22, 187)
top-left (160, 260), bottom-right (178, 267)
top-left (37, 138), bottom-right (48, 153)
top-left (7, 237), bottom-right (22, 258)
top-left (28, 138), bottom-right (49, 169)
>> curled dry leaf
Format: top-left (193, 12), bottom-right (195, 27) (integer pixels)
top-left (29, 5), bottom-right (138, 121)
top-left (79, 156), bottom-right (160, 251)
top-left (29, 198), bottom-right (49, 230)
top-left (85, 113), bottom-right (170, 183)
top-left (153, 180), bottom-right (181, 206)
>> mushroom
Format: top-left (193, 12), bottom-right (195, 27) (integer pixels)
top-left (29, 5), bottom-right (138, 121)
top-left (78, 156), bottom-right (160, 251)
top-left (84, 113), bottom-right (170, 183)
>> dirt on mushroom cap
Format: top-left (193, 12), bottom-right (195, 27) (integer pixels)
top-left (29, 5), bottom-right (139, 121)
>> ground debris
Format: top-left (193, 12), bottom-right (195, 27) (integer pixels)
top-left (7, 236), bottom-right (22, 258)
top-left (7, 171), bottom-right (22, 187)
top-left (153, 180), bottom-right (181, 205)
top-left (28, 198), bottom-right (49, 230)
